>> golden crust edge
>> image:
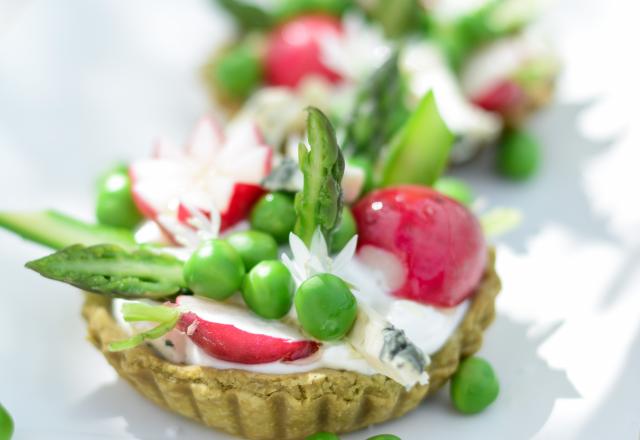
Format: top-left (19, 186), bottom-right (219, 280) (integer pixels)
top-left (81, 249), bottom-right (500, 440)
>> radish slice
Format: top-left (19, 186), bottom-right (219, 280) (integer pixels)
top-left (177, 312), bottom-right (319, 364)
top-left (130, 117), bottom-right (274, 239)
top-left (176, 295), bottom-right (320, 364)
top-left (187, 117), bottom-right (224, 160)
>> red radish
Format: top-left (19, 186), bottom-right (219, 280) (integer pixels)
top-left (472, 79), bottom-right (524, 113)
top-left (352, 186), bottom-right (486, 308)
top-left (218, 183), bottom-right (265, 230)
top-left (176, 312), bottom-right (320, 364)
top-left (129, 117), bottom-right (273, 237)
top-left (265, 14), bottom-right (343, 88)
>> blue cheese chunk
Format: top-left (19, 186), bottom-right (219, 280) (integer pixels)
top-left (346, 304), bottom-right (430, 388)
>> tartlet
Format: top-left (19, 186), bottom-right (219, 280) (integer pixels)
top-left (2, 105), bottom-right (507, 440)
top-left (203, 1), bottom-right (558, 171)
top-left (83, 249), bottom-right (499, 440)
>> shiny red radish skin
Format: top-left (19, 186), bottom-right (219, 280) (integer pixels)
top-left (265, 14), bottom-right (343, 88)
top-left (352, 186), bottom-right (487, 308)
top-left (177, 312), bottom-right (320, 364)
top-left (472, 79), bottom-right (524, 113)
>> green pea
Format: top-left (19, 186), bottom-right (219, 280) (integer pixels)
top-left (0, 403), bottom-right (13, 440)
top-left (226, 230), bottom-right (278, 270)
top-left (496, 130), bottom-right (541, 180)
top-left (96, 168), bottom-right (143, 229)
top-left (433, 177), bottom-right (473, 206)
top-left (450, 356), bottom-right (500, 414)
top-left (295, 274), bottom-right (357, 341)
top-left (367, 435), bottom-right (402, 440)
top-left (183, 239), bottom-right (245, 300)
top-left (330, 207), bottom-right (357, 254)
top-left (215, 45), bottom-right (263, 99)
top-left (347, 156), bottom-right (375, 195)
top-left (304, 432), bottom-right (340, 440)
top-left (250, 192), bottom-right (296, 243)
top-left (242, 260), bottom-right (294, 319)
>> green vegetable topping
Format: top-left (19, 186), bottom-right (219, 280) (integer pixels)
top-left (381, 91), bottom-right (454, 187)
top-left (433, 177), bottom-right (474, 206)
top-left (457, 0), bottom-right (532, 46)
top-left (274, 0), bottom-right (351, 22)
top-left (108, 302), bottom-right (180, 352)
top-left (250, 192), bottom-right (297, 243)
top-left (496, 129), bottom-right (541, 180)
top-left (330, 207), bottom-right (356, 254)
top-left (0, 210), bottom-right (135, 250)
top-left (295, 273), bottom-right (357, 341)
top-left (183, 239), bottom-right (245, 300)
top-left (96, 167), bottom-right (143, 229)
top-left (429, 0), bottom-right (533, 71)
top-left (0, 402), bottom-right (14, 440)
top-left (213, 0), bottom-right (273, 29)
top-left (361, 0), bottom-right (425, 38)
top-left (226, 230), bottom-right (278, 270)
top-left (304, 432), bottom-right (340, 440)
top-left (367, 435), bottom-right (402, 440)
top-left (294, 107), bottom-right (345, 247)
top-left (214, 45), bottom-right (263, 99)
top-left (25, 244), bottom-right (186, 299)
top-left (450, 356), bottom-right (500, 414)
top-left (242, 260), bottom-right (294, 319)
top-left (342, 52), bottom-right (409, 164)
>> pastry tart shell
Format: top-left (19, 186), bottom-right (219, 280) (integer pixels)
top-left (82, 249), bottom-right (500, 440)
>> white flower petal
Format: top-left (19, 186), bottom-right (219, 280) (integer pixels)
top-left (310, 228), bottom-right (329, 260)
top-left (281, 253), bottom-right (305, 286)
top-left (333, 234), bottom-right (358, 271)
top-left (289, 232), bottom-right (311, 264)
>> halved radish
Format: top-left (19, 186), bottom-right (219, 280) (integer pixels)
top-left (130, 117), bottom-right (273, 238)
top-left (177, 312), bottom-right (320, 364)
top-left (352, 186), bottom-right (486, 308)
top-left (471, 79), bottom-right (524, 114)
top-left (175, 295), bottom-right (320, 364)
top-left (265, 14), bottom-right (344, 88)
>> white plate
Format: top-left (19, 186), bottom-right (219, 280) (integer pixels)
top-left (0, 0), bottom-right (639, 439)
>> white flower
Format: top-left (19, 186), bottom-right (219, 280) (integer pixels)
top-left (130, 115), bottom-right (272, 248)
top-left (319, 14), bottom-right (392, 82)
top-left (281, 228), bottom-right (358, 287)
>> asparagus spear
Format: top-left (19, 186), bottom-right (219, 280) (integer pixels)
top-left (381, 91), bottom-right (454, 187)
top-left (341, 52), bottom-right (409, 164)
top-left (0, 210), bottom-right (136, 250)
top-left (294, 107), bottom-right (345, 247)
top-left (26, 244), bottom-right (186, 300)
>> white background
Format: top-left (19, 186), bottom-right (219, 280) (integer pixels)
top-left (0, 0), bottom-right (638, 439)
